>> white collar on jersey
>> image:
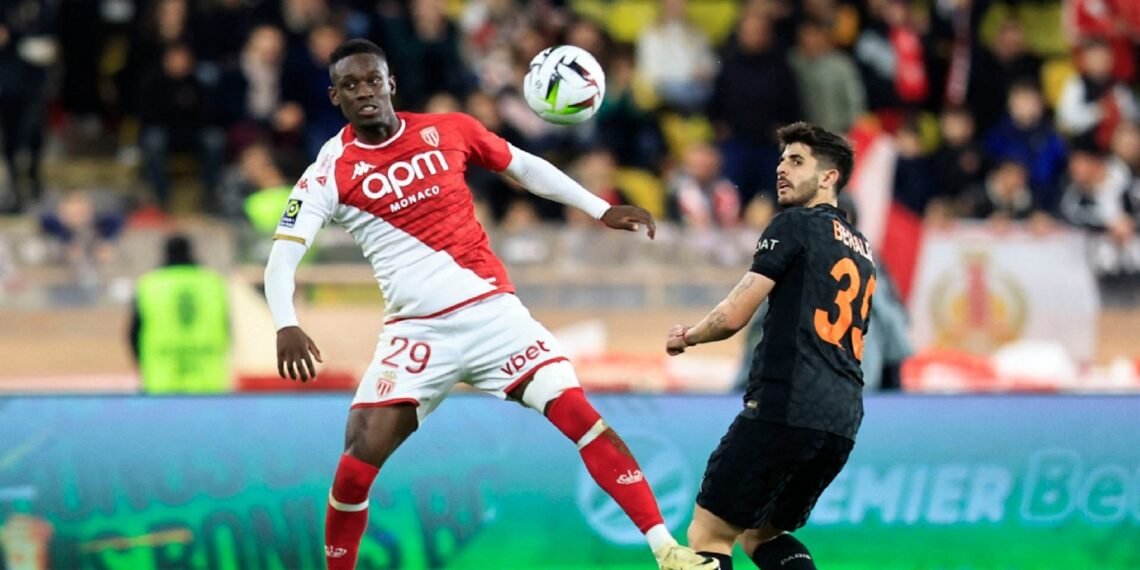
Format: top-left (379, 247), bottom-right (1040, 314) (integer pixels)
top-left (349, 119), bottom-right (407, 149)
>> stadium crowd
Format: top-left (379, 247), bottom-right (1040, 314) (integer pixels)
top-left (1, 0), bottom-right (1139, 263)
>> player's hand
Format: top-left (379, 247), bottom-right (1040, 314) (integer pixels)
top-left (277, 326), bottom-right (324, 382)
top-left (666, 324), bottom-right (690, 356)
top-left (601, 205), bottom-right (656, 239)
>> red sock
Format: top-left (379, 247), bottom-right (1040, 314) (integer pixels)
top-left (547, 389), bottom-right (665, 533)
top-left (325, 454), bottom-right (379, 570)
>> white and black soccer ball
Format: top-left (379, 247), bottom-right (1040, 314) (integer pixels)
top-left (523, 45), bottom-right (606, 125)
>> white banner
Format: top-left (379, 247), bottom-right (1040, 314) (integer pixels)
top-left (908, 224), bottom-right (1100, 362)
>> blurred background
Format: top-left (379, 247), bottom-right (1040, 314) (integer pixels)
top-left (1, 0), bottom-right (1139, 568)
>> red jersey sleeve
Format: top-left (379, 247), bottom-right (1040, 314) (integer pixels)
top-left (450, 113), bottom-right (513, 172)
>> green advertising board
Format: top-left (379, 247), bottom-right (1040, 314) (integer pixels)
top-left (0, 395), bottom-right (1137, 569)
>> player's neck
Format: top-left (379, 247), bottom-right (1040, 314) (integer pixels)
top-left (804, 194), bottom-right (837, 209)
top-left (353, 115), bottom-right (401, 145)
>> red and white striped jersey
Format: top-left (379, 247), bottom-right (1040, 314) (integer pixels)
top-left (274, 112), bottom-right (515, 322)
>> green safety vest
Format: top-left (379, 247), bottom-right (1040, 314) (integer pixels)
top-left (244, 185), bottom-right (293, 235)
top-left (136, 265), bottom-right (230, 393)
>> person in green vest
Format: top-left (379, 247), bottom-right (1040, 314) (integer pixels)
top-left (129, 234), bottom-right (231, 393)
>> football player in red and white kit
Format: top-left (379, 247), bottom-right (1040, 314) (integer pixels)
top-left (264, 39), bottom-right (717, 570)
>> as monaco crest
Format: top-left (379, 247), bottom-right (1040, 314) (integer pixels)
top-left (420, 126), bottom-right (439, 147)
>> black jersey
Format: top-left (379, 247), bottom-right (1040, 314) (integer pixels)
top-left (745, 204), bottom-right (877, 440)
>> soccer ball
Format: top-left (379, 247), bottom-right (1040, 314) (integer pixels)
top-left (523, 45), bottom-right (606, 125)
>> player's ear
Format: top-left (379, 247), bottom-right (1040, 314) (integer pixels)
top-left (821, 168), bottom-right (840, 191)
top-left (328, 86), bottom-right (339, 106)
top-left (388, 75), bottom-right (397, 96)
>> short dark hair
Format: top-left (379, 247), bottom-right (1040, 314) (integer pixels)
top-left (777, 121), bottom-right (855, 192)
top-left (164, 234), bottom-right (195, 266)
top-left (328, 39), bottom-right (386, 75)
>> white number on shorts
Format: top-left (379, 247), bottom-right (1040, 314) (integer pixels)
top-left (380, 337), bottom-right (433, 374)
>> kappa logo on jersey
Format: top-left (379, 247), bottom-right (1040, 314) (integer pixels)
top-left (376, 370), bottom-right (396, 397)
top-left (316, 176), bottom-right (327, 186)
top-left (297, 177), bottom-right (309, 190)
top-left (280, 199), bottom-right (302, 228)
top-left (352, 160), bottom-right (377, 180)
top-left (420, 126), bottom-right (440, 147)
top-left (361, 150), bottom-right (451, 203)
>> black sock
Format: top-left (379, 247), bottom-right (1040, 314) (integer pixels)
top-left (750, 534), bottom-right (815, 569)
top-left (697, 551), bottom-right (733, 570)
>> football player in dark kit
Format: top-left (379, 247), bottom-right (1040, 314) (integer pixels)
top-left (665, 122), bottom-right (875, 570)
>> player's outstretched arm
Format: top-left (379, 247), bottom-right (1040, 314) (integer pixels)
top-left (265, 239), bottom-right (323, 381)
top-left (501, 145), bottom-right (655, 239)
top-left (666, 271), bottom-right (774, 355)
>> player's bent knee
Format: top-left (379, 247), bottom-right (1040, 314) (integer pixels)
top-left (344, 404), bottom-right (420, 467)
top-left (739, 526), bottom-right (786, 555)
top-left (522, 361), bottom-right (581, 412)
top-left (544, 386), bottom-right (606, 445)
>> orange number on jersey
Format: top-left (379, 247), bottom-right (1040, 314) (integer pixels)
top-left (813, 258), bottom-right (876, 360)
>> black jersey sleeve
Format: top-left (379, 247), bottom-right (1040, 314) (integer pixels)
top-left (750, 211), bottom-right (805, 281)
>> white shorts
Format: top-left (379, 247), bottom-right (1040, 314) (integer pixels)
top-left (350, 293), bottom-right (580, 423)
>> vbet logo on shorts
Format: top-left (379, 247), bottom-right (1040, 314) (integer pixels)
top-left (499, 340), bottom-right (553, 376)
top-left (361, 150), bottom-right (450, 212)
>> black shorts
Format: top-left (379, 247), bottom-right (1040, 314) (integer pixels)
top-left (696, 409), bottom-right (854, 531)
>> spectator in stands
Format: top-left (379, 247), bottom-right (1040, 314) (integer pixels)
top-left (984, 79), bottom-right (1069, 214)
top-left (127, 0), bottom-right (194, 98)
top-left (193, 0), bottom-right (262, 67)
top-left (283, 24), bottom-right (346, 159)
top-left (277, 0), bottom-right (332, 50)
top-left (218, 141), bottom-right (292, 231)
top-left (595, 45), bottom-right (667, 172)
top-left (57, 0), bottom-right (108, 134)
top-left (959, 158), bottom-right (1036, 222)
top-left (667, 142), bottom-right (739, 230)
top-left (854, 0), bottom-right (930, 114)
top-left (709, 8), bottom-right (801, 203)
top-left (129, 234), bottom-right (231, 394)
top-left (935, 106), bottom-right (986, 203)
top-left (563, 16), bottom-right (610, 58)
top-left (218, 24), bottom-right (302, 159)
top-left (790, 18), bottom-right (866, 135)
top-left (1056, 39), bottom-right (1138, 148)
top-left (460, 0), bottom-right (528, 66)
top-left (372, 0), bottom-right (469, 112)
top-left (966, 19), bottom-right (1043, 135)
top-left (138, 42), bottom-right (226, 212)
top-left (892, 117), bottom-right (939, 217)
top-left (0, 0), bottom-right (59, 213)
top-left (1063, 0), bottom-right (1140, 83)
top-left (635, 0), bottom-right (718, 113)
top-left (38, 191), bottom-right (125, 273)
top-left (567, 148), bottom-right (631, 227)
top-left (1112, 121), bottom-right (1140, 176)
top-left (1062, 136), bottom-right (1136, 243)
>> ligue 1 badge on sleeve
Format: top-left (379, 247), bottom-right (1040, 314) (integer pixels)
top-left (280, 199), bottom-right (302, 228)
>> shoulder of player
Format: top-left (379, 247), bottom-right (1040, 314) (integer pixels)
top-left (767, 207), bottom-right (811, 229)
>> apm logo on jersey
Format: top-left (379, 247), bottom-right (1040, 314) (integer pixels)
top-left (360, 150), bottom-right (450, 213)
